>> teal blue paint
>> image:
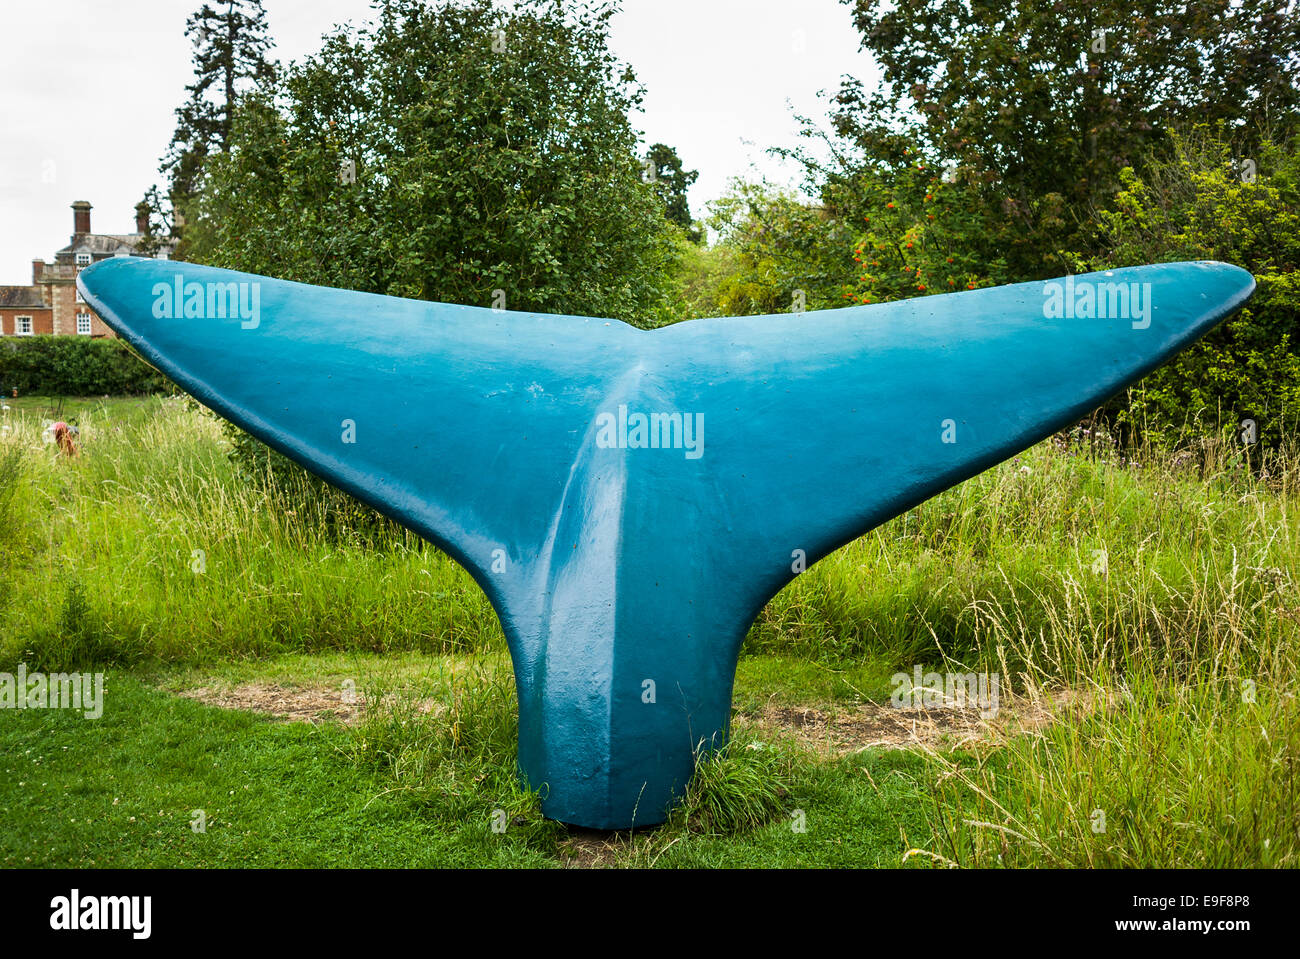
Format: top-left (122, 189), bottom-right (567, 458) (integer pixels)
top-left (79, 258), bottom-right (1254, 829)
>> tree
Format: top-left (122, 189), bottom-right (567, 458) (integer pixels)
top-left (644, 143), bottom-right (701, 241)
top-left (1074, 127), bottom-right (1300, 450)
top-left (161, 0), bottom-right (277, 235)
top-left (821, 0), bottom-right (1300, 280)
top-left (835, 148), bottom-right (1016, 306)
top-left (186, 0), bottom-right (679, 329)
top-left (700, 179), bottom-right (854, 316)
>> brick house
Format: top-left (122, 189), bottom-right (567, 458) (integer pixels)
top-left (0, 201), bottom-right (177, 338)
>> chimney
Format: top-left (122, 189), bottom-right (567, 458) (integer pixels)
top-left (32, 259), bottom-right (45, 284)
top-left (135, 201), bottom-right (150, 235)
top-left (72, 200), bottom-right (92, 237)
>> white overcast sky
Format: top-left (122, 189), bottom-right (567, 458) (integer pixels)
top-left (0, 0), bottom-right (878, 285)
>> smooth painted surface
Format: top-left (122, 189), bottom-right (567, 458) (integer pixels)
top-left (79, 258), bottom-right (1254, 828)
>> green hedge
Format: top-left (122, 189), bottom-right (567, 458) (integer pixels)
top-left (0, 336), bottom-right (171, 396)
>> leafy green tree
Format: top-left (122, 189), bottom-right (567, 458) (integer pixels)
top-left (834, 148), bottom-right (1017, 305)
top-left (664, 232), bottom-right (740, 322)
top-left (1075, 127), bottom-right (1300, 449)
top-left (702, 179), bottom-right (854, 315)
top-left (644, 143), bottom-right (701, 240)
top-left (187, 0), bottom-right (678, 328)
top-left (824, 0), bottom-right (1300, 279)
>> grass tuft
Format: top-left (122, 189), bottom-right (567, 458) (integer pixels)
top-left (667, 734), bottom-right (799, 836)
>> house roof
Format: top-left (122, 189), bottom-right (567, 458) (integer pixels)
top-left (57, 234), bottom-right (145, 256)
top-left (0, 286), bottom-right (48, 309)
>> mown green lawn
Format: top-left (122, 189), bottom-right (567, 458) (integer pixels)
top-left (0, 660), bottom-right (933, 868)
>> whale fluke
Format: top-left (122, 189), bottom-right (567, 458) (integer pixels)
top-left (79, 258), bottom-right (1254, 828)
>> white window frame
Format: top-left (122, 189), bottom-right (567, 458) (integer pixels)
top-left (16, 315), bottom-right (33, 336)
top-left (76, 313), bottom-right (92, 335)
top-left (75, 252), bottom-right (92, 266)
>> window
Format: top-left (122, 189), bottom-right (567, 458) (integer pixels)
top-left (16, 316), bottom-right (33, 335)
top-left (77, 313), bottom-right (92, 335)
top-left (75, 252), bottom-right (92, 266)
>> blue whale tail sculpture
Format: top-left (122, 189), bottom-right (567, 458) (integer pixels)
top-left (79, 258), bottom-right (1253, 829)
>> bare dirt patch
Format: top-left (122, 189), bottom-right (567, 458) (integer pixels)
top-left (174, 681), bottom-right (449, 725)
top-left (733, 689), bottom-right (1083, 755)
top-left (173, 679), bottom-right (1085, 751)
top-left (558, 828), bottom-right (629, 868)
top-left (176, 682), bottom-right (365, 725)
